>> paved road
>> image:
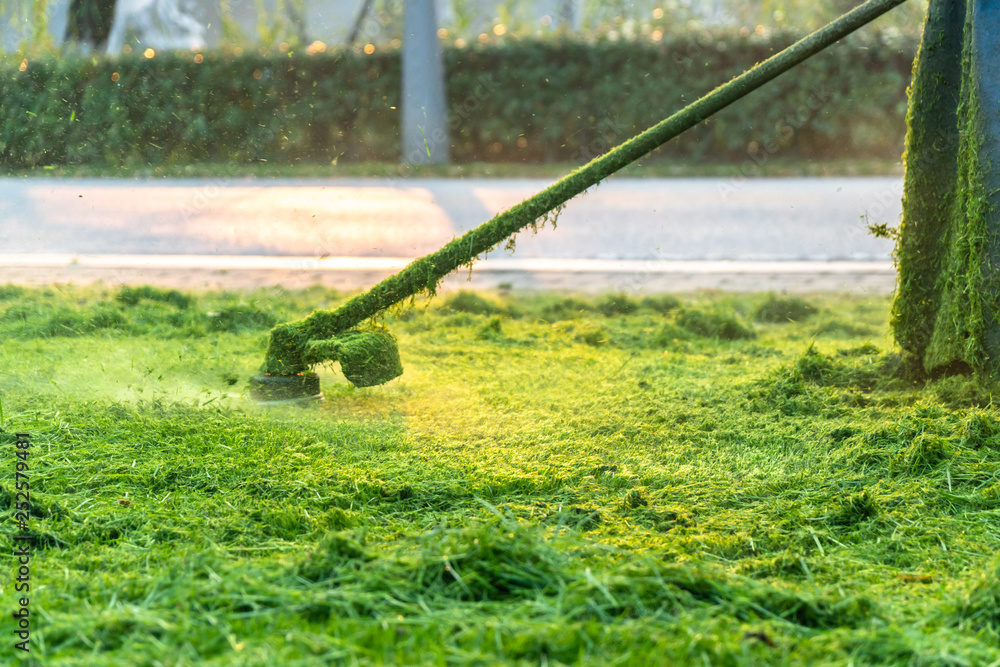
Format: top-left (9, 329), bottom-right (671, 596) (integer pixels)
top-left (0, 176), bottom-right (901, 292)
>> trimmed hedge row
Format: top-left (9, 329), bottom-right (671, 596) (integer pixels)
top-left (1, 30), bottom-right (917, 168)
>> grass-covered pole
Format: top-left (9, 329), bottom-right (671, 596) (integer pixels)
top-left (892, 0), bottom-right (1000, 379)
top-left (261, 0), bottom-right (909, 377)
top-left (889, 0), bottom-right (965, 376)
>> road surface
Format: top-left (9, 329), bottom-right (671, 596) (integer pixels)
top-left (0, 176), bottom-right (901, 292)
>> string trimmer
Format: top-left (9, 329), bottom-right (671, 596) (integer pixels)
top-left (249, 0), bottom-right (908, 402)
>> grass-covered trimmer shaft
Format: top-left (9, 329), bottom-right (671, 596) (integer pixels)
top-left (257, 0), bottom-right (908, 388)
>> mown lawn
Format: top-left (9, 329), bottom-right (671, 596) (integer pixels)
top-left (0, 284), bottom-right (998, 666)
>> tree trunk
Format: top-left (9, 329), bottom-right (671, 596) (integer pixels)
top-left (892, 0), bottom-right (1000, 379)
top-left (64, 0), bottom-right (117, 51)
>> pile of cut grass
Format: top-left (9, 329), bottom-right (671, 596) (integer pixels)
top-left (1, 284), bottom-right (998, 665)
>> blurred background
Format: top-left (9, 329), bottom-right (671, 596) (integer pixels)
top-left (0, 1), bottom-right (924, 293)
top-left (1, 0), bottom-right (927, 170)
top-left (3, 1), bottom-right (929, 52)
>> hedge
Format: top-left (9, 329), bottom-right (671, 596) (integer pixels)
top-left (0, 30), bottom-right (918, 169)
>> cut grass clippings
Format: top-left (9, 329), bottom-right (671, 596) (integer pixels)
top-left (0, 284), bottom-right (998, 665)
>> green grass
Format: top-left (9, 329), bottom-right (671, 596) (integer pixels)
top-left (1, 284), bottom-right (999, 665)
top-left (4, 157), bottom-right (905, 181)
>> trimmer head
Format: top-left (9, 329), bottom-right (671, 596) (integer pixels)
top-left (250, 327), bottom-right (403, 403)
top-left (248, 371), bottom-right (323, 404)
